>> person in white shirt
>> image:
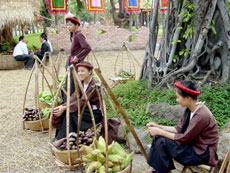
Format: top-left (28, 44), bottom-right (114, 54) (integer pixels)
top-left (13, 36), bottom-right (34, 69)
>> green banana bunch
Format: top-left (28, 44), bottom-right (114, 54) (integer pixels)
top-left (83, 136), bottom-right (134, 173)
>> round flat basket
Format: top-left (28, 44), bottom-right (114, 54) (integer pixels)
top-left (118, 163), bottom-right (131, 173)
top-left (119, 76), bottom-right (135, 84)
top-left (38, 101), bottom-right (52, 109)
top-left (51, 145), bottom-right (86, 165)
top-left (0, 55), bottom-right (24, 70)
top-left (24, 117), bottom-right (49, 131)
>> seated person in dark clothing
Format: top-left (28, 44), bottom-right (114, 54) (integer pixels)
top-left (147, 80), bottom-right (219, 173)
top-left (34, 33), bottom-right (51, 61)
top-left (13, 36), bottom-right (34, 69)
top-left (52, 62), bottom-right (102, 141)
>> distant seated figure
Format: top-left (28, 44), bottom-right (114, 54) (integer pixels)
top-left (41, 33), bottom-right (53, 53)
top-left (34, 33), bottom-right (51, 61)
top-left (13, 36), bottom-right (34, 69)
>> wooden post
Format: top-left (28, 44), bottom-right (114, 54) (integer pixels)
top-left (66, 67), bottom-right (72, 166)
top-left (94, 13), bottom-right (96, 24)
top-left (129, 14), bottom-right (133, 42)
top-left (94, 68), bottom-right (148, 160)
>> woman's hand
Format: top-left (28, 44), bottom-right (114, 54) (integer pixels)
top-left (146, 122), bottom-right (159, 128)
top-left (53, 105), bottom-right (66, 117)
top-left (148, 126), bottom-right (161, 136)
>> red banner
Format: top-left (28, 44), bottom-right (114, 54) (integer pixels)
top-left (125, 0), bottom-right (141, 14)
top-left (46, 0), bottom-right (68, 15)
top-left (159, 0), bottom-right (169, 14)
top-left (85, 0), bottom-right (105, 13)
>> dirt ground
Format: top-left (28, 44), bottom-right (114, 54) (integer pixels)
top-left (0, 50), bottom-right (151, 172)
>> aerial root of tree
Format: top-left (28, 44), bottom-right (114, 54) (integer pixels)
top-left (140, 0), bottom-right (230, 88)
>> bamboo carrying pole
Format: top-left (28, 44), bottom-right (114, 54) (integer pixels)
top-left (66, 67), bottom-right (72, 166)
top-left (219, 149), bottom-right (230, 173)
top-left (22, 64), bottom-right (36, 129)
top-left (71, 66), bottom-right (97, 137)
top-left (35, 60), bottom-right (44, 131)
top-left (95, 87), bottom-right (109, 173)
top-left (71, 67), bottom-right (84, 172)
top-left (49, 73), bottom-right (68, 140)
top-left (94, 68), bottom-right (148, 159)
top-left (33, 55), bottom-right (68, 96)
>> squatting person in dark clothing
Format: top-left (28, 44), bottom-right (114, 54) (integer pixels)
top-left (147, 80), bottom-right (219, 173)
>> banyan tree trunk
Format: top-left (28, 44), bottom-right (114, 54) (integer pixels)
top-left (110, 0), bottom-right (129, 27)
top-left (140, 0), bottom-right (230, 88)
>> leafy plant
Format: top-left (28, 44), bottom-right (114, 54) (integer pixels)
top-left (171, 40), bottom-right (181, 45)
top-left (1, 42), bottom-right (12, 52)
top-left (106, 80), bottom-right (230, 131)
top-left (128, 34), bottom-right (136, 42)
top-left (209, 20), bottom-right (217, 35)
top-left (179, 48), bottom-right (191, 57)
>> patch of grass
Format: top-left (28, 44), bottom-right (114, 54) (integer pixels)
top-left (107, 80), bottom-right (230, 131)
top-left (200, 84), bottom-right (230, 131)
top-left (14, 33), bottom-right (41, 51)
top-left (107, 80), bottom-right (177, 127)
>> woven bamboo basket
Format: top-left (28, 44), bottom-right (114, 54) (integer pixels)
top-left (118, 76), bottom-right (135, 84)
top-left (84, 162), bottom-right (131, 173)
top-left (24, 117), bottom-right (49, 131)
top-left (38, 101), bottom-right (52, 109)
top-left (0, 55), bottom-right (24, 70)
top-left (118, 163), bottom-right (131, 173)
top-left (51, 145), bottom-right (86, 165)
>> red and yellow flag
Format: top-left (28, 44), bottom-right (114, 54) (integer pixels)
top-left (46, 0), bottom-right (68, 15)
top-left (85, 0), bottom-right (105, 13)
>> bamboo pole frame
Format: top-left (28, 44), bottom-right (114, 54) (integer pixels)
top-left (95, 68), bottom-right (148, 160)
top-left (49, 65), bottom-right (136, 171)
top-left (49, 66), bottom-right (98, 170)
top-left (22, 52), bottom-right (63, 132)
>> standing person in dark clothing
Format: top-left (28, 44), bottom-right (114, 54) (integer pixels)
top-left (13, 36), bottom-right (34, 69)
top-left (65, 16), bottom-right (91, 66)
top-left (147, 80), bottom-right (219, 173)
top-left (34, 33), bottom-right (51, 61)
top-left (52, 62), bottom-right (102, 140)
top-left (63, 16), bottom-right (92, 102)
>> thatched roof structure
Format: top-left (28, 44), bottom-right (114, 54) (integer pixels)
top-left (0, 0), bottom-right (41, 28)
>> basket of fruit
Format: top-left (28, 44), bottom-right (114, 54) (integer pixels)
top-left (23, 108), bottom-right (51, 131)
top-left (83, 136), bottom-right (134, 173)
top-left (114, 70), bottom-right (135, 84)
top-left (39, 91), bottom-right (62, 109)
top-left (50, 124), bottom-right (102, 167)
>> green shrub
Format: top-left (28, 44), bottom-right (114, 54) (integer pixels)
top-left (1, 42), bottom-right (12, 52)
top-left (107, 80), bottom-right (230, 131)
top-left (200, 84), bottom-right (230, 131)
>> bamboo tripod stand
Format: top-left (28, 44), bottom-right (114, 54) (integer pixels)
top-left (48, 65), bottom-right (147, 171)
top-left (112, 43), bottom-right (141, 87)
top-left (22, 51), bottom-right (68, 132)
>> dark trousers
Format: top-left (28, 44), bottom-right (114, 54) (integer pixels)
top-left (147, 136), bottom-right (209, 173)
top-left (34, 52), bottom-right (44, 61)
top-left (55, 109), bottom-right (102, 140)
top-left (14, 54), bottom-right (34, 69)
